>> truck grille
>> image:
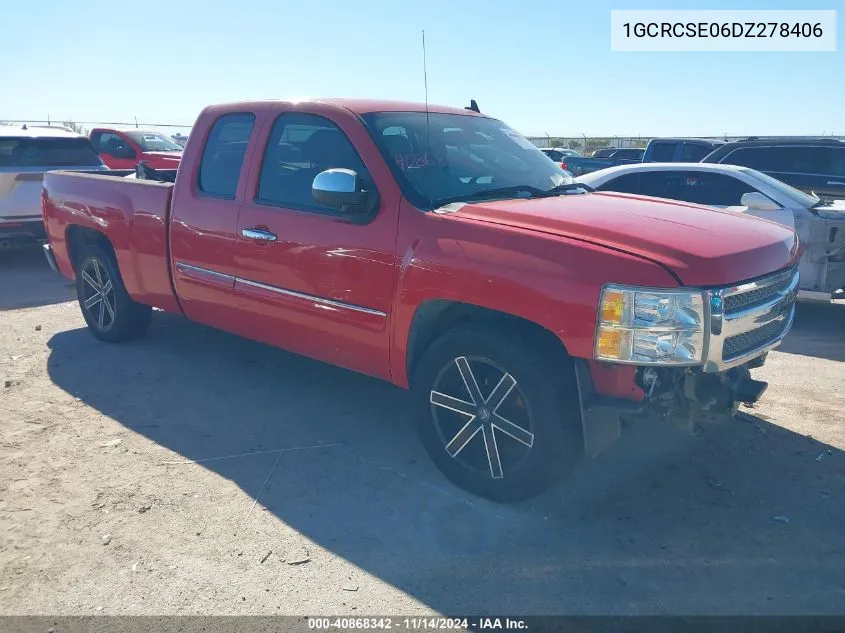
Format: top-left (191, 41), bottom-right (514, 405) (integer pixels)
top-left (704, 265), bottom-right (799, 372)
top-left (723, 267), bottom-right (796, 315)
top-left (723, 318), bottom-right (791, 361)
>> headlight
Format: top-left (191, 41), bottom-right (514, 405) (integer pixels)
top-left (595, 285), bottom-right (705, 365)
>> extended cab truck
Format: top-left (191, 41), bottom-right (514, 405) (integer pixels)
top-left (42, 99), bottom-right (800, 502)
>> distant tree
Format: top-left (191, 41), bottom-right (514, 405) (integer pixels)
top-left (62, 120), bottom-right (87, 135)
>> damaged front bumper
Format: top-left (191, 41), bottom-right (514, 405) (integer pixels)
top-left (576, 265), bottom-right (798, 457)
top-left (574, 356), bottom-right (772, 458)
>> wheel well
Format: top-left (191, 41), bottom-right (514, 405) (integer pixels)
top-left (406, 300), bottom-right (569, 384)
top-left (66, 225), bottom-right (114, 271)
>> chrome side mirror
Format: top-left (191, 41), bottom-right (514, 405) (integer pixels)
top-left (312, 169), bottom-right (369, 209)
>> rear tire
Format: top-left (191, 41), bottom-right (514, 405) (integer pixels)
top-left (76, 246), bottom-right (152, 342)
top-left (412, 325), bottom-right (583, 502)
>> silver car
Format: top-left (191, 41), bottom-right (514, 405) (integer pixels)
top-left (0, 125), bottom-right (105, 248)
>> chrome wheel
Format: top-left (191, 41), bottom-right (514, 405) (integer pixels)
top-left (80, 258), bottom-right (116, 331)
top-left (430, 356), bottom-right (534, 480)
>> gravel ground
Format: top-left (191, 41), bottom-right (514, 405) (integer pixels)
top-left (1, 245), bottom-right (844, 616)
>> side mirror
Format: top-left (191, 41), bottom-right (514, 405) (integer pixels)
top-left (740, 192), bottom-right (780, 211)
top-left (312, 169), bottom-right (373, 214)
top-left (106, 146), bottom-right (136, 159)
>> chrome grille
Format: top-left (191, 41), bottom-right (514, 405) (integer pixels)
top-left (723, 267), bottom-right (797, 315)
top-left (703, 266), bottom-right (799, 372)
top-left (723, 318), bottom-right (791, 360)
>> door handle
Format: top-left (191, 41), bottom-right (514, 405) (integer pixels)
top-left (826, 180), bottom-right (845, 186)
top-left (241, 228), bottom-right (277, 241)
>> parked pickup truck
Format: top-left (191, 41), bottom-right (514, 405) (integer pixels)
top-left (89, 128), bottom-right (183, 170)
top-left (42, 99), bottom-right (800, 502)
top-left (561, 148), bottom-right (644, 176)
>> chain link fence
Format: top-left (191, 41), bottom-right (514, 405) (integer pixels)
top-left (525, 135), bottom-right (845, 154)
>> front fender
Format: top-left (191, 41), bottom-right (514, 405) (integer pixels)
top-left (389, 205), bottom-right (680, 387)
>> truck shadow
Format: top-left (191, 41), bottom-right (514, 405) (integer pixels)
top-left (0, 244), bottom-right (76, 310)
top-left (780, 301), bottom-right (845, 363)
top-left (45, 314), bottom-right (845, 615)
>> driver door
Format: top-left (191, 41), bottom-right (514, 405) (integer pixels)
top-left (232, 105), bottom-right (398, 380)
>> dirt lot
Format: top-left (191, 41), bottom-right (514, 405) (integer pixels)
top-left (1, 245), bottom-right (844, 616)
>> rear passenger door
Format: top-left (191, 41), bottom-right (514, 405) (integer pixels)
top-left (169, 109), bottom-right (269, 332)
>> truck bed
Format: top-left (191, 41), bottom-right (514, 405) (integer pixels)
top-left (42, 170), bottom-right (181, 313)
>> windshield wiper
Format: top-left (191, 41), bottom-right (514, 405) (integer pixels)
top-left (433, 182), bottom-right (591, 208)
top-left (434, 185), bottom-right (549, 207)
top-left (546, 182), bottom-right (593, 194)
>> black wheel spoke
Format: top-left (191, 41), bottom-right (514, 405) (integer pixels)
top-left (445, 418), bottom-right (482, 458)
top-left (430, 390), bottom-right (476, 417)
top-left (81, 270), bottom-right (100, 293)
top-left (485, 373), bottom-right (516, 411)
top-left (493, 413), bottom-right (534, 448)
top-left (482, 426), bottom-right (504, 479)
top-left (454, 356), bottom-right (483, 405)
top-left (93, 260), bottom-right (104, 287)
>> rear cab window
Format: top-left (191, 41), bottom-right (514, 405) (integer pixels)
top-left (612, 148), bottom-right (644, 160)
top-left (0, 137), bottom-right (102, 167)
top-left (646, 142), bottom-right (676, 162)
top-left (680, 143), bottom-right (712, 162)
top-left (197, 113), bottom-right (256, 199)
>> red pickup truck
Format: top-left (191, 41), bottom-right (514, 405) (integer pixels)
top-left (89, 128), bottom-right (183, 170)
top-left (42, 99), bottom-right (799, 502)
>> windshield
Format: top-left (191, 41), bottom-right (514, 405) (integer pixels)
top-left (126, 131), bottom-right (183, 152)
top-left (362, 112), bottom-right (577, 209)
top-left (738, 167), bottom-right (820, 207)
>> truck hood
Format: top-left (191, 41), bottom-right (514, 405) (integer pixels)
top-left (452, 192), bottom-right (798, 286)
top-left (142, 151), bottom-right (182, 161)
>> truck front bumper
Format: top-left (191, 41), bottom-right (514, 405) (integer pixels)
top-left (574, 355), bottom-right (771, 458)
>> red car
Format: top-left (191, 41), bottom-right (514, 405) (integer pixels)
top-left (43, 99), bottom-right (799, 502)
top-left (89, 128), bottom-right (183, 169)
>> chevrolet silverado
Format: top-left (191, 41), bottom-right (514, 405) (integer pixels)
top-left (42, 99), bottom-right (800, 502)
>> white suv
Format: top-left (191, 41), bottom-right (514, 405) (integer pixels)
top-left (0, 125), bottom-right (105, 248)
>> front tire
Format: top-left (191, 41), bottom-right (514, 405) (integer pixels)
top-left (76, 246), bottom-right (152, 342)
top-left (412, 325), bottom-right (583, 502)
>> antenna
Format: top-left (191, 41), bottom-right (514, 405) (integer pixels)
top-left (422, 29), bottom-right (432, 210)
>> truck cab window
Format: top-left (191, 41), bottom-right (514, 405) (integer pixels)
top-left (648, 143), bottom-right (675, 162)
top-left (256, 113), bottom-right (371, 213)
top-left (680, 143), bottom-right (711, 162)
top-left (198, 113), bottom-right (256, 199)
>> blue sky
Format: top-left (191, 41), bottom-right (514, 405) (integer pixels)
top-left (1, 0), bottom-right (841, 136)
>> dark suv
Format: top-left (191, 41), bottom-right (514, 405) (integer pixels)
top-left (702, 137), bottom-right (845, 198)
top-left (642, 138), bottom-right (725, 163)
